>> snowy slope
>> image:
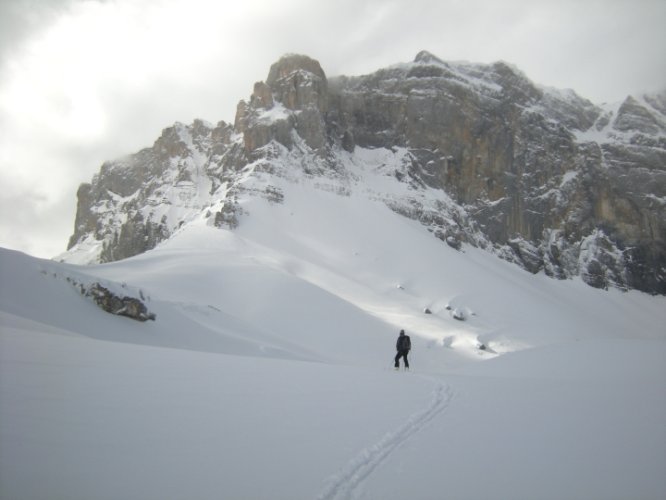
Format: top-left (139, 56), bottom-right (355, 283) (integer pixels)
top-left (2, 179), bottom-right (666, 499)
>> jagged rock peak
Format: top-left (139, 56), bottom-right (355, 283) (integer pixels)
top-left (644, 88), bottom-right (666, 115)
top-left (260, 54), bottom-right (328, 115)
top-left (233, 54), bottom-right (331, 154)
top-left (413, 50), bottom-right (445, 65)
top-left (266, 54), bottom-right (327, 87)
top-left (613, 94), bottom-right (665, 135)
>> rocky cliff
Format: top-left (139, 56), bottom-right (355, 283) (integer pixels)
top-left (63, 52), bottom-right (666, 294)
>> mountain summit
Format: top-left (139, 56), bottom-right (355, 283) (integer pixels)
top-left (63, 52), bottom-right (666, 294)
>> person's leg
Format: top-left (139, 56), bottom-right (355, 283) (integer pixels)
top-left (394, 351), bottom-right (401, 368)
top-left (404, 350), bottom-right (409, 369)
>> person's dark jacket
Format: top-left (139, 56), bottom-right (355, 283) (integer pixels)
top-left (396, 334), bottom-right (411, 351)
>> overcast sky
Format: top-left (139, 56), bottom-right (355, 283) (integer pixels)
top-left (1, 0), bottom-right (665, 259)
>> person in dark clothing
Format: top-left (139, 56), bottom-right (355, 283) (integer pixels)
top-left (394, 329), bottom-right (411, 370)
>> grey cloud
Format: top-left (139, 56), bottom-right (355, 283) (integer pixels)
top-left (0, 178), bottom-right (71, 257)
top-left (1, 0), bottom-right (665, 259)
top-left (0, 0), bottom-right (73, 66)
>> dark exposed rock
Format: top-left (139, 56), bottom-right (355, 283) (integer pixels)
top-left (251, 81), bottom-right (274, 109)
top-left (88, 283), bottom-right (156, 321)
top-left (614, 96), bottom-right (662, 135)
top-left (68, 182), bottom-right (95, 250)
top-left (445, 236), bottom-right (462, 251)
top-left (214, 203), bottom-right (240, 229)
top-left (452, 309), bottom-right (466, 321)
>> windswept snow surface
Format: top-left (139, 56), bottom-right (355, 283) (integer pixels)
top-left (2, 180), bottom-right (666, 499)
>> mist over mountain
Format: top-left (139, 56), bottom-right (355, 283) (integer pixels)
top-left (62, 51), bottom-right (666, 294)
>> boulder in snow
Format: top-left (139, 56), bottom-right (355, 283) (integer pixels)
top-left (89, 283), bottom-right (156, 322)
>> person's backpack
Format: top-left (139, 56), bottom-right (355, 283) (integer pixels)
top-left (399, 335), bottom-right (411, 351)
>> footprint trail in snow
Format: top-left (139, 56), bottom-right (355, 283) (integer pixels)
top-left (317, 379), bottom-right (454, 500)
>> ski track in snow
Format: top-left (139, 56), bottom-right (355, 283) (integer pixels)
top-left (316, 377), bottom-right (454, 500)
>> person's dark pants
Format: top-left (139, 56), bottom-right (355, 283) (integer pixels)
top-left (394, 349), bottom-right (409, 368)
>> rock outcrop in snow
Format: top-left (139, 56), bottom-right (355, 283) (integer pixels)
top-left (63, 52), bottom-right (666, 294)
top-left (87, 283), bottom-right (156, 322)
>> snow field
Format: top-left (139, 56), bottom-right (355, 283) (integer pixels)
top-left (2, 174), bottom-right (666, 499)
top-left (1, 324), bottom-right (439, 500)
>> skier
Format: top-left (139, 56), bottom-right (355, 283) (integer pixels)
top-left (394, 329), bottom-right (411, 370)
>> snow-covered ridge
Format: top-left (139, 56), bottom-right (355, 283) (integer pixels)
top-left (574, 91), bottom-right (666, 145)
top-left (61, 52), bottom-right (666, 294)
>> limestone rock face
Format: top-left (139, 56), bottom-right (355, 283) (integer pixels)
top-left (64, 52), bottom-right (666, 294)
top-left (65, 119), bottom-right (239, 263)
top-left (235, 53), bottom-right (329, 154)
top-left (326, 53), bottom-right (665, 293)
top-left (266, 54), bottom-right (328, 112)
top-left (614, 96), bottom-right (663, 135)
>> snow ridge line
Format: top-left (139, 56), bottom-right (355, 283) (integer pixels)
top-left (316, 380), bottom-right (454, 500)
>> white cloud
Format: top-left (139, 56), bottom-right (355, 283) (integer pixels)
top-left (0, 0), bottom-right (664, 258)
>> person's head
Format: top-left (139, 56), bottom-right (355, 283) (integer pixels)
top-left (400, 329), bottom-right (405, 336)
